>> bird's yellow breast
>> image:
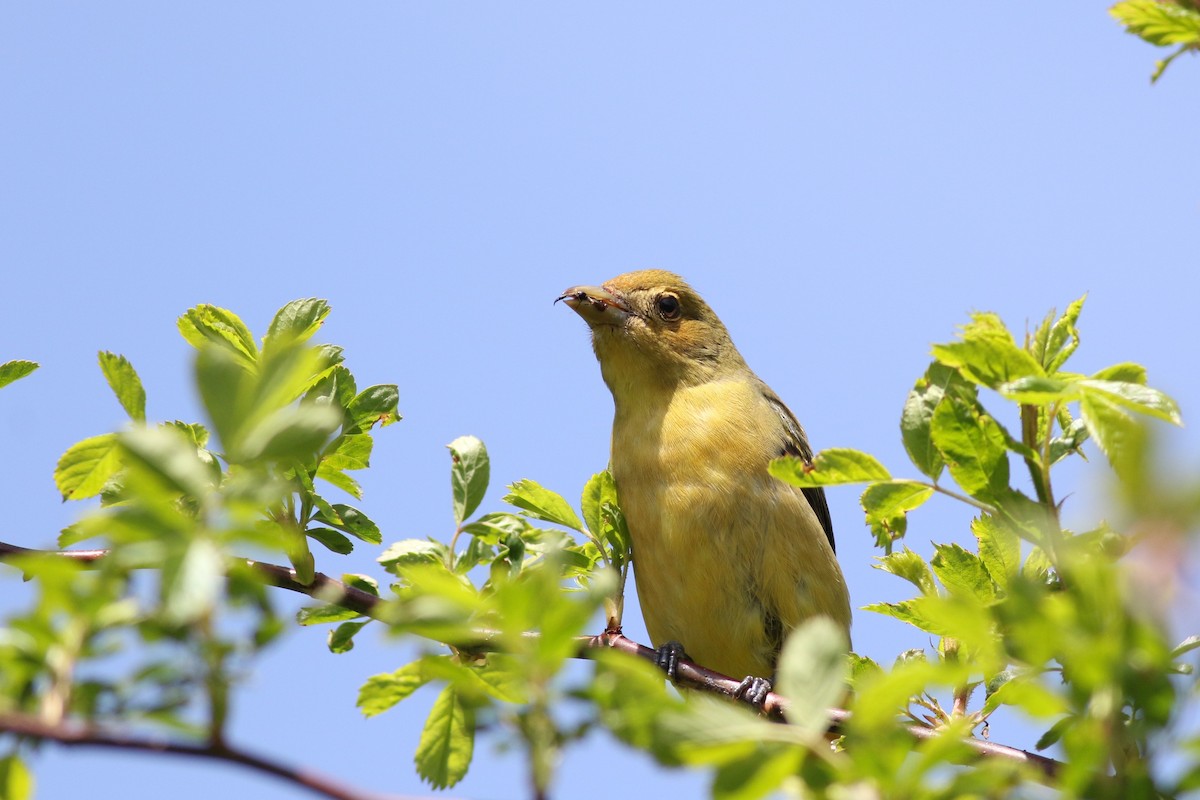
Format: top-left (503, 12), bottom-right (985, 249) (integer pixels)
top-left (611, 378), bottom-right (851, 679)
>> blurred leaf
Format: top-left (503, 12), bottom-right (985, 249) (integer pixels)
top-left (54, 433), bottom-right (122, 501)
top-left (1111, 0), bottom-right (1200, 45)
top-left (0, 359), bottom-right (38, 390)
top-left (240, 404), bottom-right (343, 461)
top-left (1079, 379), bottom-right (1182, 426)
top-left (1048, 417), bottom-right (1089, 465)
top-left (98, 351), bottom-right (146, 421)
top-left (415, 685), bottom-right (475, 790)
top-left (775, 617), bottom-right (849, 737)
top-left (449, 436), bottom-right (490, 525)
top-left (162, 537), bottom-right (224, 624)
top-left (1092, 362), bottom-right (1147, 384)
top-left (178, 304), bottom-right (258, 364)
top-left (504, 478), bottom-right (584, 531)
top-left (119, 425), bottom-right (215, 500)
top-left (769, 448), bottom-right (890, 487)
top-left (263, 298), bottom-right (330, 353)
top-left (860, 480), bottom-right (933, 547)
top-left (379, 539), bottom-right (447, 571)
top-left (297, 604), bottom-right (362, 626)
top-left (874, 548), bottom-right (937, 595)
top-left (0, 755), bottom-right (34, 800)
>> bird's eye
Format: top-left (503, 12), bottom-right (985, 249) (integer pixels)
top-left (656, 294), bottom-right (681, 320)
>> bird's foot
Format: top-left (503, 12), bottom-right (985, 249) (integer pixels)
top-left (653, 640), bottom-right (689, 682)
top-left (732, 676), bottom-right (773, 710)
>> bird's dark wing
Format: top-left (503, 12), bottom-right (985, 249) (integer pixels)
top-left (761, 388), bottom-right (837, 555)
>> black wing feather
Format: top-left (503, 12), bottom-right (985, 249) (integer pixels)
top-left (761, 387), bottom-right (837, 555)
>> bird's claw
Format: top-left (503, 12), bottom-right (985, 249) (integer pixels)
top-left (732, 676), bottom-right (772, 710)
top-left (653, 641), bottom-right (689, 682)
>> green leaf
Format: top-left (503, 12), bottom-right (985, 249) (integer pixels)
top-left (263, 298), bottom-right (331, 353)
top-left (358, 661), bottom-right (436, 717)
top-left (1030, 296), bottom-right (1085, 373)
top-left (972, 515), bottom-right (1021, 590)
top-left (931, 543), bottom-right (996, 602)
top-left (774, 617), bottom-right (849, 737)
top-left (119, 426), bottom-right (214, 500)
top-left (162, 537), bottom-right (224, 624)
top-left (504, 478), bottom-right (585, 531)
top-left (307, 527), bottom-right (354, 555)
top-left (998, 375), bottom-right (1080, 405)
top-left (0, 754), bottom-right (34, 800)
top-left (1079, 391), bottom-right (1145, 478)
top-left (900, 362), bottom-right (970, 480)
top-left (315, 463), bottom-right (363, 499)
top-left (931, 312), bottom-right (1044, 389)
top-left (346, 384), bottom-right (401, 432)
top-left (195, 345), bottom-right (255, 455)
top-left (297, 604), bottom-right (362, 626)
top-left (1078, 379), bottom-right (1182, 426)
top-left (97, 351), bottom-right (147, 422)
top-left (240, 404), bottom-right (343, 461)
top-left (1111, 0), bottom-right (1200, 46)
top-left (322, 434), bottom-right (373, 471)
top-left (415, 685), bottom-right (475, 789)
top-left (581, 470), bottom-right (631, 562)
top-left (930, 399), bottom-right (1009, 502)
top-left (874, 548), bottom-right (937, 596)
top-left (328, 620), bottom-right (368, 653)
top-left (769, 448), bottom-right (890, 487)
top-left (379, 539), bottom-right (447, 571)
top-left (316, 504), bottom-right (381, 544)
top-left (55, 433), bottom-right (122, 501)
top-left (178, 304), bottom-right (258, 364)
top-left (1092, 362), bottom-right (1147, 384)
top-left (448, 436), bottom-right (490, 525)
top-left (1048, 416), bottom-right (1089, 465)
top-left (860, 480), bottom-right (933, 547)
top-left (0, 360), bottom-right (38, 390)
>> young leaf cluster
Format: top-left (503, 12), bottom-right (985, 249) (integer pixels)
top-left (1111, 0), bottom-right (1200, 81)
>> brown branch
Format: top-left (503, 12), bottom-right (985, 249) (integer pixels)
top-left (0, 712), bottom-right (415, 800)
top-left (0, 540), bottom-right (1063, 781)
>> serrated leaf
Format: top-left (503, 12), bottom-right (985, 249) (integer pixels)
top-left (1092, 362), bottom-right (1147, 384)
top-left (379, 539), bottom-right (447, 570)
top-left (55, 434), bottom-right (122, 501)
top-left (263, 298), bottom-right (331, 353)
top-left (769, 448), bottom-right (890, 487)
top-left (0, 360), bottom-right (38, 390)
top-left (358, 661), bottom-right (436, 717)
top-left (1079, 391), bottom-right (1144, 479)
top-left (900, 362), bottom-right (969, 480)
top-left (932, 313), bottom-right (1044, 389)
top-left (315, 463), bottom-right (363, 498)
top-left (931, 543), bottom-right (996, 602)
top-left (972, 515), bottom-right (1020, 589)
top-left (775, 618), bottom-right (849, 737)
top-left (297, 604), bottom-right (362, 626)
top-left (930, 399), bottom-right (1009, 502)
top-left (1111, 0), bottom-right (1200, 46)
top-left (504, 478), bottom-right (584, 531)
top-left (874, 548), bottom-right (937, 595)
top-left (178, 304), bottom-right (258, 364)
top-left (322, 434), bottom-right (373, 471)
top-left (1031, 296), bottom-right (1085, 373)
top-left (415, 685), bottom-right (475, 789)
top-left (448, 436), bottom-right (490, 525)
top-left (860, 480), bottom-right (933, 548)
top-left (96, 351), bottom-right (147, 421)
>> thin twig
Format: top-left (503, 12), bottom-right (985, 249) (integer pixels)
top-left (0, 540), bottom-right (1063, 781)
top-left (0, 712), bottom-right (413, 800)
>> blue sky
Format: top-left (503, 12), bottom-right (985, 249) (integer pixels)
top-left (2, 3), bottom-right (1198, 798)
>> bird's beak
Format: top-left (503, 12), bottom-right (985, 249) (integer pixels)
top-left (556, 284), bottom-right (632, 327)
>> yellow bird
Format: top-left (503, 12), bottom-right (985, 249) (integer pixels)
top-left (559, 270), bottom-right (851, 701)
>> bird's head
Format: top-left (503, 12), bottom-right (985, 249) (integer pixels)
top-left (558, 270), bottom-right (745, 395)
